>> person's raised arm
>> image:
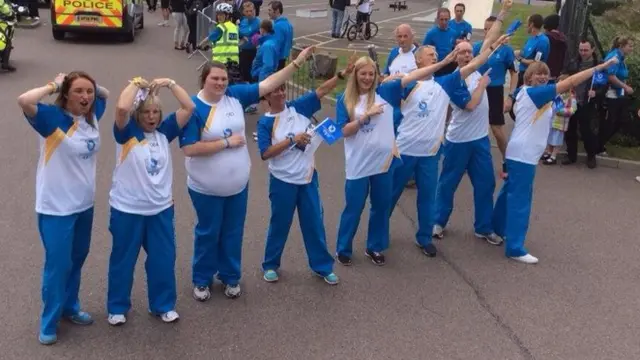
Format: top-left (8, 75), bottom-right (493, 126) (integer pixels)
top-left (557, 57), bottom-right (619, 95)
top-left (17, 73), bottom-right (66, 118)
top-left (460, 35), bottom-right (510, 79)
top-left (150, 78), bottom-right (195, 129)
top-left (401, 49), bottom-right (458, 87)
top-left (478, 0), bottom-right (512, 54)
top-left (258, 46), bottom-right (315, 96)
top-left (115, 77), bottom-right (148, 130)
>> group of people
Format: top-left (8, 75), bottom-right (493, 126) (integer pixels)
top-left (16, 0), bottom-right (629, 349)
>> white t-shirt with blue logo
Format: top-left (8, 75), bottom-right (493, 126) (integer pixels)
top-left (387, 46), bottom-right (418, 76)
top-left (109, 114), bottom-right (181, 216)
top-left (336, 79), bottom-right (403, 180)
top-left (399, 71), bottom-right (471, 157)
top-left (256, 91), bottom-right (322, 185)
top-left (179, 84), bottom-right (260, 197)
top-left (446, 70), bottom-right (490, 143)
top-left (25, 98), bottom-right (106, 216)
top-left (506, 84), bottom-right (557, 165)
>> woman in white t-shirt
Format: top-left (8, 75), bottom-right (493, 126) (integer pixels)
top-left (106, 77), bottom-right (194, 326)
top-left (256, 61), bottom-right (355, 285)
top-left (17, 72), bottom-right (109, 346)
top-left (180, 46), bottom-right (315, 301)
top-left (492, 57), bottom-right (617, 265)
top-left (335, 55), bottom-right (453, 266)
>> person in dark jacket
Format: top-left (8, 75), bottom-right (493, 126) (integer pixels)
top-left (543, 14), bottom-right (567, 83)
top-left (563, 39), bottom-right (604, 168)
top-left (330, 0), bottom-right (347, 38)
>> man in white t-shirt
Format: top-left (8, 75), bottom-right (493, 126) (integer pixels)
top-left (433, 38), bottom-right (508, 246)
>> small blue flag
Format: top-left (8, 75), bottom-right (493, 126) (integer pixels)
top-left (314, 117), bottom-right (343, 145)
top-left (552, 95), bottom-right (565, 112)
top-left (506, 19), bottom-right (522, 36)
top-left (592, 71), bottom-right (608, 86)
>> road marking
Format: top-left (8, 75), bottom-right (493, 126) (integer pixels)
top-left (284, 2), bottom-right (327, 8)
top-left (293, 7), bottom-right (437, 40)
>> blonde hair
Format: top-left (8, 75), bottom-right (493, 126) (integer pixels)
top-left (523, 62), bottom-right (550, 86)
top-left (343, 56), bottom-right (378, 121)
top-left (134, 94), bottom-right (163, 126)
top-left (612, 35), bottom-right (633, 49)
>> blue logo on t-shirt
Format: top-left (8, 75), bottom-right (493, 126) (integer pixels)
top-left (223, 128), bottom-right (233, 138)
top-left (146, 158), bottom-right (160, 176)
top-left (418, 100), bottom-right (431, 118)
top-left (80, 139), bottom-right (96, 159)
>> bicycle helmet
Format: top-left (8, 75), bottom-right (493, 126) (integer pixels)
top-left (216, 3), bottom-right (233, 14)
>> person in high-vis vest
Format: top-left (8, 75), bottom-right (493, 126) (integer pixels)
top-left (0, 0), bottom-right (16, 72)
top-left (200, 3), bottom-right (240, 72)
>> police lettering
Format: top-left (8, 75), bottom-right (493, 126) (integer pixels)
top-left (63, 0), bottom-right (115, 9)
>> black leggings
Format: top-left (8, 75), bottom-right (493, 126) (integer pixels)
top-left (239, 49), bottom-right (257, 83)
top-left (187, 13), bottom-right (197, 46)
top-left (598, 97), bottom-right (630, 153)
top-left (146, 0), bottom-right (157, 10)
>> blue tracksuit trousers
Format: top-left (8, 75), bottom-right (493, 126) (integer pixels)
top-left (336, 162), bottom-right (397, 258)
top-left (37, 207), bottom-right (93, 336)
top-left (434, 136), bottom-right (496, 234)
top-left (189, 186), bottom-right (248, 287)
top-left (262, 171), bottom-right (334, 276)
top-left (492, 159), bottom-right (536, 257)
top-left (107, 206), bottom-right (177, 315)
top-left (390, 154), bottom-right (439, 247)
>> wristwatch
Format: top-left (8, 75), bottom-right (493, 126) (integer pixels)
top-left (337, 71), bottom-right (345, 80)
top-left (287, 134), bottom-right (295, 145)
top-left (508, 93), bottom-right (516, 101)
top-left (168, 80), bottom-right (176, 89)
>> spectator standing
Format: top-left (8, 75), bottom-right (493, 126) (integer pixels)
top-left (449, 3), bottom-right (472, 43)
top-left (355, 0), bottom-right (373, 39)
top-left (239, 1), bottom-right (261, 83)
top-left (251, 19), bottom-right (278, 82)
top-left (543, 14), bottom-right (567, 83)
top-left (598, 36), bottom-right (634, 156)
top-left (147, 0), bottom-right (158, 12)
top-left (514, 14), bottom-right (550, 86)
top-left (171, 0), bottom-right (189, 50)
top-left (268, 1), bottom-right (293, 70)
top-left (158, 0), bottom-right (171, 26)
top-left (253, 0), bottom-right (263, 16)
top-left (329, 0), bottom-right (348, 38)
top-left (422, 8), bottom-right (457, 76)
top-left (563, 39), bottom-right (602, 168)
top-left (184, 0), bottom-right (204, 54)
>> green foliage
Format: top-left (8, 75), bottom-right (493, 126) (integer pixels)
top-left (591, 0), bottom-right (640, 143)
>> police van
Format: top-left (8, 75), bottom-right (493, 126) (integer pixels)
top-left (51, 0), bottom-right (143, 42)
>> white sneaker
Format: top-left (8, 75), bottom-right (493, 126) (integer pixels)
top-left (510, 254), bottom-right (539, 264)
top-left (107, 314), bottom-right (126, 326)
top-left (224, 284), bottom-right (242, 299)
top-left (193, 285), bottom-right (211, 302)
top-left (160, 310), bottom-right (180, 323)
top-left (635, 176), bottom-right (640, 184)
top-left (157, 20), bottom-right (169, 26)
top-left (432, 224), bottom-right (444, 239)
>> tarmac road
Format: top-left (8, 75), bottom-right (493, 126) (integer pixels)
top-left (1, 2), bottom-right (640, 359)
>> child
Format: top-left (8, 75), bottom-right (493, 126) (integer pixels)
top-left (541, 76), bottom-right (577, 165)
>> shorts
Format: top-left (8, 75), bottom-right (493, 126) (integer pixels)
top-left (547, 128), bottom-right (564, 146)
top-left (486, 85), bottom-right (505, 126)
top-left (161, 0), bottom-right (169, 9)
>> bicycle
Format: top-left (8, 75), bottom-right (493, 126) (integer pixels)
top-left (339, 6), bottom-right (357, 39)
top-left (346, 8), bottom-right (379, 41)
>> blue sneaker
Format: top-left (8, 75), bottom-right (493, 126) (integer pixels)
top-left (263, 269), bottom-right (279, 282)
top-left (66, 311), bottom-right (94, 325)
top-left (321, 272), bottom-right (339, 285)
top-left (38, 333), bottom-right (57, 345)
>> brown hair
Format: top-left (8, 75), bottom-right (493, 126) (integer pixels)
top-left (436, 7), bottom-right (450, 18)
top-left (260, 19), bottom-right (274, 33)
top-left (523, 62), bottom-right (550, 85)
top-left (242, 0), bottom-right (254, 10)
top-left (199, 61), bottom-right (228, 89)
top-left (612, 35), bottom-right (633, 49)
top-left (54, 71), bottom-right (97, 128)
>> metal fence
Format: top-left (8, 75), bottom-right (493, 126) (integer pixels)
top-left (187, 1), bottom-right (221, 71)
top-left (287, 45), bottom-right (320, 122)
